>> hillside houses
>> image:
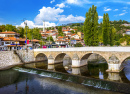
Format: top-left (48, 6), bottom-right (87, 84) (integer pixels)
top-left (0, 31), bottom-right (40, 51)
top-left (40, 26), bottom-right (84, 48)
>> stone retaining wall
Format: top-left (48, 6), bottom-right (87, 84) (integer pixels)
top-left (16, 50), bottom-right (35, 63)
top-left (0, 50), bottom-right (35, 68)
top-left (0, 51), bottom-right (21, 68)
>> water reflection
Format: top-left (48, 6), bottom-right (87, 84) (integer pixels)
top-left (0, 69), bottom-right (19, 88)
top-left (72, 66), bottom-right (90, 76)
top-left (21, 58), bottom-right (130, 84)
top-left (48, 65), bottom-right (55, 71)
top-left (108, 73), bottom-right (121, 82)
top-left (0, 69), bottom-right (123, 94)
top-left (88, 63), bottom-right (108, 79)
top-left (122, 59), bottom-right (130, 81)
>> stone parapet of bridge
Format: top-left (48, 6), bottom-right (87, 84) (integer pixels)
top-left (34, 47), bottom-right (130, 72)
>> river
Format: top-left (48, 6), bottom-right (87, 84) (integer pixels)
top-left (0, 57), bottom-right (130, 94)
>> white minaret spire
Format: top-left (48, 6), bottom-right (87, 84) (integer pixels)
top-left (43, 20), bottom-right (45, 32)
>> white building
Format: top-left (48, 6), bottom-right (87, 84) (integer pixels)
top-left (71, 34), bottom-right (80, 39)
top-left (0, 31), bottom-right (20, 38)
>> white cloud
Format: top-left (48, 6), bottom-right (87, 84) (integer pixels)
top-left (59, 14), bottom-right (85, 24)
top-left (119, 12), bottom-right (128, 16)
top-left (66, 0), bottom-right (79, 4)
top-left (18, 20), bottom-right (35, 28)
top-left (55, 3), bottom-right (65, 8)
top-left (123, 7), bottom-right (128, 9)
top-left (114, 9), bottom-right (118, 11)
top-left (35, 22), bottom-right (57, 28)
top-left (119, 13), bottom-right (125, 16)
top-left (104, 7), bottom-right (112, 11)
top-left (65, 0), bottom-right (92, 5)
top-left (64, 0), bottom-right (130, 6)
top-left (34, 7), bottom-right (64, 25)
top-left (50, 0), bottom-right (55, 4)
top-left (123, 10), bottom-right (126, 12)
top-left (98, 16), bottom-right (103, 19)
top-left (17, 20), bottom-right (57, 28)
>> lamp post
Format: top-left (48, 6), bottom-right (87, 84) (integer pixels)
top-left (22, 19), bottom-right (27, 50)
top-left (16, 31), bottom-right (17, 50)
top-left (32, 34), bottom-right (33, 49)
top-left (24, 21), bottom-right (27, 48)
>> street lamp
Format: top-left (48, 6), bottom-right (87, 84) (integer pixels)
top-left (24, 21), bottom-right (27, 47)
top-left (21, 19), bottom-right (27, 50)
top-left (32, 33), bottom-right (33, 49)
top-left (16, 32), bottom-right (17, 50)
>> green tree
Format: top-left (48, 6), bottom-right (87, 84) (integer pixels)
top-left (47, 36), bottom-right (54, 42)
top-left (71, 30), bottom-right (74, 34)
top-left (33, 28), bottom-right (41, 40)
top-left (58, 26), bottom-right (64, 36)
top-left (74, 42), bottom-right (83, 47)
top-left (102, 13), bottom-right (110, 46)
top-left (110, 27), bottom-right (116, 46)
top-left (83, 5), bottom-right (99, 46)
top-left (17, 27), bottom-right (24, 38)
top-left (0, 25), bottom-right (5, 32)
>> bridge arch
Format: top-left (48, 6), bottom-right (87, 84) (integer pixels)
top-left (54, 53), bottom-right (72, 64)
top-left (120, 56), bottom-right (130, 71)
top-left (35, 53), bottom-right (48, 61)
top-left (80, 53), bottom-right (107, 66)
top-left (54, 53), bottom-right (72, 73)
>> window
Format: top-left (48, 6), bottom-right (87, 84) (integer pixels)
top-left (5, 42), bottom-right (10, 44)
top-left (2, 42), bottom-right (4, 45)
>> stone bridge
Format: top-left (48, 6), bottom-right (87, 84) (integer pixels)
top-left (34, 47), bottom-right (130, 72)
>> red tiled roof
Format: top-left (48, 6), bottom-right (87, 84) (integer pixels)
top-left (2, 37), bottom-right (10, 41)
top-left (58, 36), bottom-right (64, 39)
top-left (56, 39), bottom-right (66, 42)
top-left (46, 31), bottom-right (51, 34)
top-left (7, 45), bottom-right (23, 47)
top-left (19, 38), bottom-right (26, 41)
top-left (52, 34), bottom-right (56, 36)
top-left (2, 37), bottom-right (20, 41)
top-left (63, 30), bottom-right (70, 32)
top-left (0, 31), bottom-right (19, 35)
top-left (71, 34), bottom-right (76, 36)
top-left (75, 39), bottom-right (80, 41)
top-left (31, 39), bottom-right (40, 42)
top-left (42, 34), bottom-right (47, 37)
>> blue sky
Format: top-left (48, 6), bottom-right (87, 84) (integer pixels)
top-left (0, 0), bottom-right (130, 28)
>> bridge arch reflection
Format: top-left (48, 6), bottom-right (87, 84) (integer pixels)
top-left (35, 53), bottom-right (48, 61)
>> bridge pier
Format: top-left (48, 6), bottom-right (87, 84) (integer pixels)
top-left (108, 73), bottom-right (121, 81)
top-left (106, 55), bottom-right (120, 72)
top-left (72, 59), bottom-right (80, 67)
top-left (48, 57), bottom-right (55, 65)
top-left (107, 63), bottom-right (121, 72)
top-left (48, 65), bottom-right (55, 71)
top-left (72, 68), bottom-right (81, 75)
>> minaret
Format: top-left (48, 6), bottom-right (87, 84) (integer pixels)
top-left (43, 21), bottom-right (45, 33)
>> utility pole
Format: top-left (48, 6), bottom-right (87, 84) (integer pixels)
top-left (16, 31), bottom-right (17, 50)
top-left (22, 19), bottom-right (27, 50)
top-left (25, 21), bottom-right (27, 47)
top-left (32, 33), bottom-right (33, 49)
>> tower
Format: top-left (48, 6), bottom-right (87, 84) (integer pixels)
top-left (43, 21), bottom-right (45, 32)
